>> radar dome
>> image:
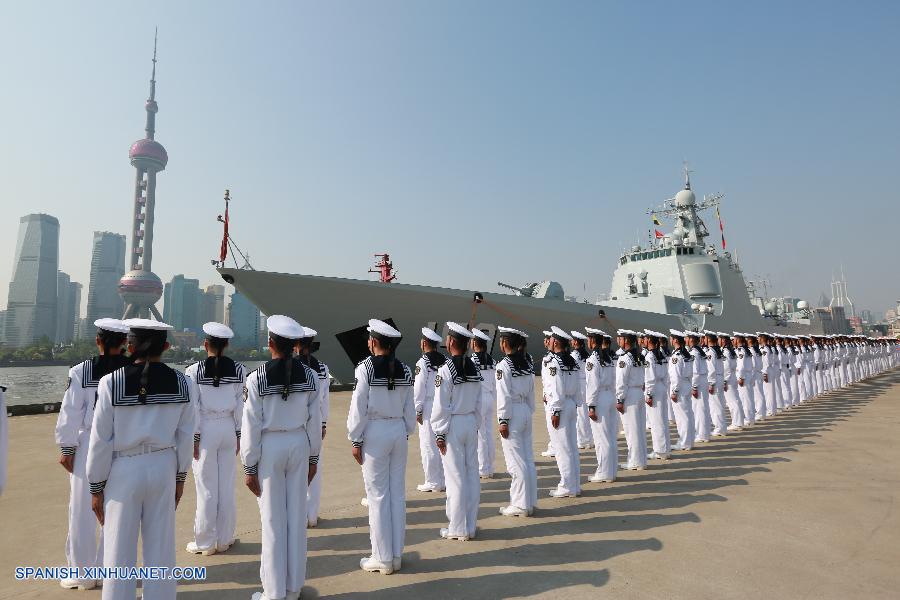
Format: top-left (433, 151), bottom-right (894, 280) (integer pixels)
top-left (675, 189), bottom-right (696, 207)
top-left (764, 301), bottom-right (777, 313)
top-left (797, 300), bottom-right (809, 310)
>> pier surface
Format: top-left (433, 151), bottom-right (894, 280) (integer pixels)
top-left (2, 370), bottom-right (899, 599)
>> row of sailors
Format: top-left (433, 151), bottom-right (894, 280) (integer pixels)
top-left (8, 315), bottom-right (892, 599)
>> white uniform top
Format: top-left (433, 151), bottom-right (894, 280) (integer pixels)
top-left (86, 363), bottom-right (196, 493)
top-left (240, 358), bottom-right (321, 475)
top-left (56, 356), bottom-right (131, 452)
top-left (689, 347), bottom-right (709, 389)
top-left (347, 355), bottom-right (416, 444)
top-left (414, 352), bottom-right (445, 415)
top-left (495, 353), bottom-right (535, 423)
top-left (615, 351), bottom-right (645, 402)
top-left (432, 356), bottom-right (484, 437)
top-left (644, 349), bottom-right (668, 397)
top-left (585, 350), bottom-right (615, 411)
top-left (542, 352), bottom-right (582, 413)
top-left (472, 351), bottom-right (497, 404)
top-left (668, 349), bottom-right (693, 395)
top-left (761, 345), bottom-right (778, 377)
top-left (184, 357), bottom-right (245, 437)
top-left (302, 355), bottom-right (330, 428)
top-left (704, 346), bottom-right (722, 385)
top-left (735, 346), bottom-right (752, 382)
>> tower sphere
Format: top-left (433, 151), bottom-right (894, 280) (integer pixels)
top-left (129, 139), bottom-right (168, 171)
top-left (118, 269), bottom-right (163, 306)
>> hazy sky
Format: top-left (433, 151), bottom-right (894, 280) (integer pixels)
top-left (1, 1), bottom-right (898, 317)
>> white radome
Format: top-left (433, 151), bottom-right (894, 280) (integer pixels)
top-left (797, 300), bottom-right (809, 310)
top-left (675, 189), bottom-right (696, 207)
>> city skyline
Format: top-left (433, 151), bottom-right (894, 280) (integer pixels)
top-left (0, 2), bottom-right (898, 316)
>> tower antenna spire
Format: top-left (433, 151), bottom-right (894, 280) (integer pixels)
top-left (150, 27), bottom-right (158, 101)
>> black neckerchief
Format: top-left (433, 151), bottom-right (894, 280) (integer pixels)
top-left (197, 355), bottom-right (240, 387)
top-left (473, 350), bottom-right (495, 369)
top-left (505, 350), bottom-right (531, 373)
top-left (424, 350), bottom-right (447, 370)
top-left (257, 357), bottom-right (315, 399)
top-left (677, 346), bottom-right (691, 359)
top-left (574, 347), bottom-right (589, 361)
top-left (553, 350), bottom-right (578, 370)
top-left (299, 353), bottom-right (327, 378)
top-left (447, 354), bottom-right (483, 384)
top-left (111, 362), bottom-right (188, 406)
top-left (82, 354), bottom-right (132, 388)
top-left (651, 348), bottom-right (665, 363)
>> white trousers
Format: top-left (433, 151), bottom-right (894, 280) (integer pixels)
top-left (763, 376), bottom-right (778, 416)
top-left (590, 402), bottom-right (619, 480)
top-left (257, 430), bottom-right (310, 600)
top-left (361, 419), bottom-right (408, 562)
top-left (723, 380), bottom-right (745, 428)
top-left (620, 394), bottom-right (647, 468)
top-left (709, 382), bottom-right (728, 435)
top-left (576, 402), bottom-right (593, 447)
top-left (418, 403), bottom-right (445, 488)
top-left (693, 388), bottom-right (711, 441)
top-left (192, 418), bottom-right (237, 550)
top-left (477, 394), bottom-right (497, 477)
top-left (671, 386), bottom-right (695, 450)
top-left (777, 373), bottom-right (789, 409)
top-left (543, 402), bottom-right (554, 454)
top-left (441, 413), bottom-right (480, 537)
top-left (307, 445), bottom-right (323, 523)
top-left (499, 403), bottom-right (537, 511)
top-left (736, 380), bottom-right (755, 426)
top-left (789, 371), bottom-right (801, 406)
top-left (101, 450), bottom-right (176, 600)
top-left (753, 374), bottom-right (766, 419)
top-left (646, 385), bottom-right (670, 455)
top-left (66, 430), bottom-right (103, 577)
top-left (549, 400), bottom-right (581, 495)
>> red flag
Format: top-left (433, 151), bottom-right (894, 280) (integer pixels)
top-left (219, 202), bottom-right (229, 262)
top-left (654, 229), bottom-right (664, 239)
top-left (716, 207), bottom-right (726, 250)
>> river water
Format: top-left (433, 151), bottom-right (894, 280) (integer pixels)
top-left (1, 362), bottom-right (265, 407)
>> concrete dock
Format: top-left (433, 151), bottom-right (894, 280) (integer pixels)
top-left (2, 370), bottom-right (899, 599)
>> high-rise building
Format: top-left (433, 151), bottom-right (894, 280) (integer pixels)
top-left (85, 232), bottom-right (126, 323)
top-left (3, 214), bottom-right (60, 347)
top-left (55, 272), bottom-right (82, 344)
top-left (119, 32), bottom-right (167, 320)
top-left (199, 284), bottom-right (225, 325)
top-left (227, 290), bottom-right (260, 349)
top-left (163, 275), bottom-right (202, 333)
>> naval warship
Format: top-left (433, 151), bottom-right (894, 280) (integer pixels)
top-left (219, 171), bottom-right (832, 383)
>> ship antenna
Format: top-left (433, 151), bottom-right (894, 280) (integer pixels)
top-left (682, 159), bottom-right (692, 190)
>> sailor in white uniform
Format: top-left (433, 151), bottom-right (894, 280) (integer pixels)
top-left (184, 322), bottom-right (244, 556)
top-left (296, 326), bottom-right (330, 528)
top-left (543, 326), bottom-right (583, 497)
top-left (668, 330), bottom-right (695, 451)
top-left (732, 333), bottom-right (756, 426)
top-left (643, 331), bottom-right (671, 459)
top-left (685, 332), bottom-right (712, 443)
top-left (747, 334), bottom-right (767, 421)
top-left (242, 315), bottom-right (321, 600)
top-left (56, 318), bottom-right (130, 590)
top-left (570, 331), bottom-right (593, 450)
top-left (585, 329), bottom-right (618, 481)
top-left (616, 330), bottom-right (648, 470)
top-left (495, 326), bottom-right (537, 516)
top-left (702, 332), bottom-right (728, 437)
top-left (347, 319), bottom-right (416, 574)
top-left (470, 327), bottom-right (497, 479)
top-left (758, 333), bottom-right (779, 417)
top-left (432, 322), bottom-right (483, 539)
top-left (719, 332), bottom-right (745, 431)
top-left (414, 327), bottom-right (446, 493)
top-left (539, 331), bottom-right (556, 459)
top-left (86, 318), bottom-right (195, 600)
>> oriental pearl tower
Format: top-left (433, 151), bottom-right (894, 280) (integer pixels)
top-left (119, 31), bottom-right (167, 319)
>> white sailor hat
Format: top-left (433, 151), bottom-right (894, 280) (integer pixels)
top-left (550, 326), bottom-right (572, 341)
top-left (203, 322), bottom-right (234, 339)
top-left (447, 321), bottom-right (474, 339)
top-left (570, 330), bottom-right (588, 341)
top-left (367, 318), bottom-right (402, 339)
top-left (301, 326), bottom-right (318, 339)
top-left (123, 318), bottom-right (173, 331)
top-left (421, 327), bottom-right (442, 343)
top-left (643, 328), bottom-right (655, 336)
top-left (702, 330), bottom-right (717, 337)
top-left (684, 330), bottom-right (701, 338)
top-left (732, 331), bottom-right (744, 337)
top-left (542, 330), bottom-right (553, 337)
top-left (471, 328), bottom-right (491, 342)
top-left (497, 326), bottom-right (528, 338)
top-left (585, 327), bottom-right (607, 336)
top-left (669, 328), bottom-right (685, 337)
top-left (267, 315), bottom-right (305, 340)
top-left (94, 318), bottom-right (129, 334)
top-left (616, 328), bottom-right (638, 337)
top-left (653, 331), bottom-right (667, 338)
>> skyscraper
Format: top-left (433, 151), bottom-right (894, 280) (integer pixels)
top-left (199, 284), bottom-right (225, 324)
top-left (56, 272), bottom-right (82, 344)
top-left (85, 231), bottom-right (126, 323)
top-left (163, 275), bottom-right (201, 333)
top-left (3, 214), bottom-right (60, 347)
top-left (227, 290), bottom-right (261, 349)
top-left (119, 31), bottom-right (167, 319)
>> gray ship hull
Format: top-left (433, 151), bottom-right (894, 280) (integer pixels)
top-left (219, 267), bottom-right (818, 383)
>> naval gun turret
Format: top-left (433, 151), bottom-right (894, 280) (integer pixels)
top-left (497, 281), bottom-right (565, 300)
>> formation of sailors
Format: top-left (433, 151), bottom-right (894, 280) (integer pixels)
top-left (26, 315), bottom-right (896, 599)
